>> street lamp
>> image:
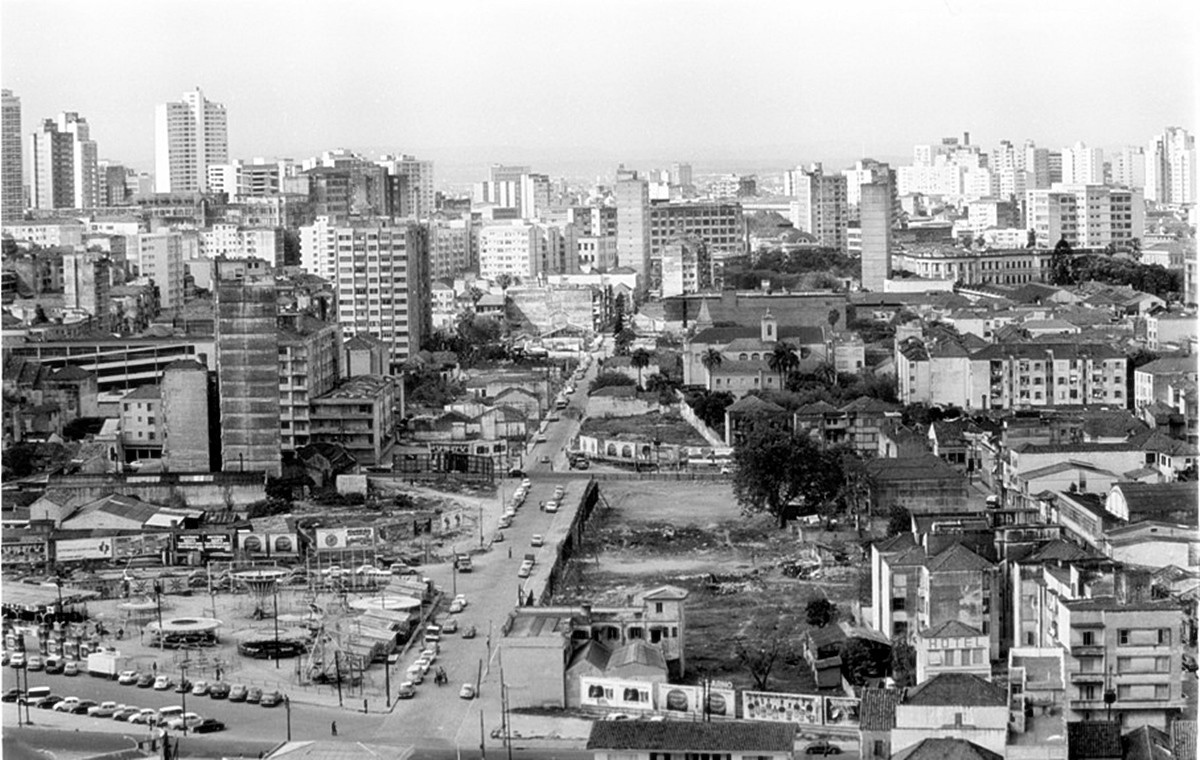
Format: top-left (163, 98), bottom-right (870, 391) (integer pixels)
top-left (153, 582), bottom-right (164, 651)
top-left (180, 660), bottom-right (189, 735)
top-left (273, 581), bottom-right (280, 669)
top-left (284, 694), bottom-right (292, 741)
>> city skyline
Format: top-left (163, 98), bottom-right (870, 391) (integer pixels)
top-left (1, 0), bottom-right (1196, 185)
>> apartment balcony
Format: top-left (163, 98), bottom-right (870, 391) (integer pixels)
top-left (1068, 670), bottom-right (1106, 684)
top-left (1070, 644), bottom-right (1106, 657)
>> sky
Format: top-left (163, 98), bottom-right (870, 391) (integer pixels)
top-left (2, 0), bottom-right (1197, 185)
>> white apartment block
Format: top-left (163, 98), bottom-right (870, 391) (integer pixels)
top-left (787, 163), bottom-right (847, 252)
top-left (615, 168), bottom-right (650, 282)
top-left (331, 221), bottom-right (429, 370)
top-left (897, 163), bottom-right (965, 198)
top-left (1111, 146), bottom-right (1146, 189)
top-left (155, 88), bottom-right (228, 193)
top-left (427, 218), bottom-right (476, 281)
top-left (135, 232), bottom-right (189, 308)
top-left (1025, 184), bottom-right (1144, 250)
top-left (660, 236), bottom-right (711, 297)
top-left (200, 224), bottom-right (283, 265)
top-left (30, 112), bottom-right (98, 210)
top-left (576, 235), bottom-right (617, 272)
top-left (1061, 142), bottom-right (1105, 185)
top-left (206, 158), bottom-right (291, 200)
top-left (1146, 127), bottom-right (1196, 206)
top-left (299, 216), bottom-right (338, 280)
top-left (377, 154), bottom-right (434, 219)
top-left (478, 221), bottom-right (577, 282)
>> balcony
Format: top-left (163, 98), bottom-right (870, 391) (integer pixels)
top-left (1070, 644), bottom-right (1106, 657)
top-left (1068, 670), bottom-right (1106, 684)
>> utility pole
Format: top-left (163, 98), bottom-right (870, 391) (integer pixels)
top-left (479, 710), bottom-right (487, 760)
top-left (334, 651), bottom-right (344, 707)
top-left (273, 581), bottom-right (280, 669)
top-left (284, 695), bottom-right (291, 741)
top-left (180, 660), bottom-right (189, 735)
top-left (154, 582), bottom-right (164, 651)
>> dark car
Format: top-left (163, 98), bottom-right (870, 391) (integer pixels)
top-left (136, 673), bottom-right (155, 688)
top-left (805, 741), bottom-right (842, 756)
top-left (246, 687), bottom-right (262, 704)
top-left (34, 695), bottom-right (64, 710)
top-left (44, 659), bottom-right (64, 675)
top-left (192, 718), bottom-right (226, 734)
top-left (260, 690), bottom-right (282, 707)
top-left (174, 678), bottom-right (192, 694)
top-left (1, 688), bottom-right (20, 702)
top-left (70, 699), bottom-right (99, 715)
top-left (208, 682), bottom-right (230, 699)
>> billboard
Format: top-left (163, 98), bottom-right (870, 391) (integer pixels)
top-left (654, 682), bottom-right (737, 718)
top-left (268, 533), bottom-right (298, 555)
top-left (742, 691), bottom-right (823, 725)
top-left (315, 527), bottom-right (375, 550)
top-left (579, 677), bottom-right (656, 712)
top-left (823, 696), bottom-right (861, 728)
top-left (56, 537), bottom-right (114, 561)
top-left (238, 533), bottom-right (268, 554)
top-left (175, 533), bottom-right (233, 554)
top-left (113, 533), bottom-right (171, 559)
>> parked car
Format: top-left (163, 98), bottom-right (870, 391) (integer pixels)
top-left (208, 682), bottom-right (230, 699)
top-left (396, 681), bottom-right (416, 699)
top-left (246, 687), bottom-right (263, 704)
top-left (53, 697), bottom-right (81, 712)
top-left (128, 708), bottom-right (159, 725)
top-left (2, 688), bottom-right (21, 702)
top-left (167, 712), bottom-right (204, 731)
top-left (117, 670), bottom-right (139, 685)
top-left (805, 741), bottom-right (842, 755)
top-left (136, 673), bottom-right (155, 688)
top-left (419, 648), bottom-right (437, 664)
top-left (9, 653), bottom-right (26, 669)
top-left (153, 676), bottom-right (173, 691)
top-left (260, 691), bottom-right (283, 707)
top-left (441, 619), bottom-right (458, 634)
top-left (517, 561), bottom-right (532, 578)
top-left (36, 695), bottom-right (65, 710)
top-left (498, 516), bottom-right (513, 529)
top-left (530, 534), bottom-right (544, 547)
top-left (112, 706), bottom-right (141, 721)
top-left (69, 699), bottom-right (99, 715)
top-left (228, 684), bottom-right (248, 702)
top-left (405, 666), bottom-right (424, 685)
top-left (191, 680), bottom-right (209, 696)
top-left (448, 599), bottom-right (465, 614)
top-left (493, 531), bottom-right (505, 542)
top-left (545, 500), bottom-right (558, 513)
top-left (26, 655), bottom-right (44, 671)
top-left (63, 660), bottom-right (80, 677)
top-left (458, 684), bottom-right (476, 700)
top-left (192, 718), bottom-right (227, 734)
top-left (462, 625), bottom-right (477, 639)
top-left (174, 678), bottom-right (192, 694)
top-left (88, 701), bottom-right (120, 717)
top-left (44, 657), bottom-right (64, 675)
top-left (414, 657), bottom-right (432, 675)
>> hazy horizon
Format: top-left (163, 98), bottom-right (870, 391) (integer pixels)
top-left (2, 0), bottom-right (1196, 189)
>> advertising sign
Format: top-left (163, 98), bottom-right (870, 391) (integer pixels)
top-left (742, 691), bottom-right (823, 725)
top-left (175, 533), bottom-right (233, 554)
top-left (56, 537), bottom-right (114, 561)
top-left (823, 696), bottom-right (861, 728)
top-left (239, 533), bottom-right (268, 554)
top-left (268, 533), bottom-right (298, 555)
top-left (654, 682), bottom-right (737, 717)
top-left (113, 533), bottom-right (171, 559)
top-left (315, 527), bottom-right (375, 550)
top-left (580, 677), bottom-right (655, 712)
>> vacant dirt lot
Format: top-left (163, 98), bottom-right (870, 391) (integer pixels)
top-left (555, 480), bottom-right (868, 694)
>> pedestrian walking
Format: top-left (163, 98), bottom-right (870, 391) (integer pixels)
top-left (331, 721), bottom-right (338, 737)
top-left (508, 547), bottom-right (512, 559)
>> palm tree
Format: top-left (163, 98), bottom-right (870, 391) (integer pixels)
top-left (767, 342), bottom-right (799, 388)
top-left (630, 348), bottom-right (652, 390)
top-left (815, 360), bottom-right (838, 387)
top-left (700, 348), bottom-right (724, 391)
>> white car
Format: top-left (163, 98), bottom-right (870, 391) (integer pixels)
top-left (88, 701), bottom-right (120, 717)
top-left (453, 594), bottom-right (468, 609)
top-left (420, 648), bottom-right (438, 664)
top-left (167, 712), bottom-right (204, 731)
top-left (128, 708), bottom-right (159, 724)
top-left (459, 683), bottom-right (476, 700)
top-left (117, 670), bottom-right (139, 685)
top-left (191, 680), bottom-right (209, 696)
top-left (545, 501), bottom-right (559, 513)
top-left (54, 697), bottom-right (80, 712)
top-left (448, 599), bottom-right (465, 614)
top-left (414, 656), bottom-right (433, 675)
top-left (521, 479), bottom-right (531, 489)
top-left (153, 676), bottom-right (173, 691)
top-left (530, 534), bottom-right (544, 547)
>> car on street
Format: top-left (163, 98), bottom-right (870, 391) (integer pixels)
top-left (153, 676), bottom-right (173, 691)
top-left (545, 500), bottom-right (558, 513)
top-left (498, 515), bottom-right (513, 529)
top-left (405, 665), bottom-right (424, 684)
top-left (9, 652), bottom-right (26, 669)
top-left (462, 625), bottom-right (477, 639)
top-left (521, 478), bottom-right (531, 489)
top-left (63, 660), bottom-right (80, 676)
top-left (539, 455), bottom-right (551, 463)
top-left (33, 695), bottom-right (64, 710)
top-left (112, 706), bottom-right (141, 721)
top-left (459, 684), bottom-right (476, 700)
top-left (26, 655), bottom-right (44, 671)
top-left (454, 594), bottom-right (468, 608)
top-left (260, 691), bottom-right (283, 707)
top-left (128, 708), bottom-right (159, 725)
top-left (530, 534), bottom-right (544, 547)
top-left (414, 656), bottom-right (433, 675)
top-left (136, 673), bottom-right (155, 688)
top-left (191, 680), bottom-right (209, 696)
top-left (493, 531), bottom-right (505, 542)
top-left (208, 682), bottom-right (230, 699)
top-left (228, 684), bottom-right (248, 702)
top-left (117, 670), bottom-right (139, 685)
top-left (420, 648), bottom-right (438, 664)
top-left (44, 657), bottom-right (64, 674)
top-left (174, 678), bottom-right (192, 693)
top-left (88, 701), bottom-right (121, 718)
top-left (246, 687), bottom-right (263, 704)
top-left (804, 741), bottom-right (842, 755)
top-left (2, 688), bottom-right (21, 702)
top-left (396, 681), bottom-right (416, 699)
top-left (517, 561), bottom-right (532, 578)
top-left (53, 697), bottom-right (80, 712)
top-left (192, 718), bottom-right (226, 734)
top-left (389, 563), bottom-right (416, 576)
top-left (448, 599), bottom-right (465, 613)
top-left (441, 618), bottom-right (458, 634)
top-left (69, 699), bottom-right (99, 715)
top-left (167, 712), bottom-right (204, 731)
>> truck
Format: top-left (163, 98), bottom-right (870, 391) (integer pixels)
top-left (454, 554), bottom-right (473, 573)
top-left (86, 650), bottom-right (120, 679)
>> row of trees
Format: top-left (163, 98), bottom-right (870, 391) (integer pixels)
top-left (1050, 239), bottom-right (1184, 299)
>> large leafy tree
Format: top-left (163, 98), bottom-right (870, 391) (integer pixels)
top-left (732, 417), bottom-right (846, 528)
top-left (589, 371), bottom-right (637, 394)
top-left (805, 598), bottom-right (839, 628)
top-left (630, 348), bottom-right (652, 389)
top-left (614, 327), bottom-right (636, 356)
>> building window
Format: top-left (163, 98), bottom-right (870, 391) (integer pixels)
top-left (1118, 629), bottom-right (1130, 645)
top-left (1158, 628), bottom-right (1171, 645)
top-left (655, 602), bottom-right (663, 614)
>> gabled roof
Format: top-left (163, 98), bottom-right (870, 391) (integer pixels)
top-left (50, 365), bottom-right (92, 381)
top-left (1129, 429), bottom-right (1199, 457)
top-left (1023, 539), bottom-right (1098, 564)
top-left (858, 688), bottom-right (903, 731)
top-left (926, 543), bottom-right (993, 573)
top-left (795, 400), bottom-right (840, 415)
top-left (864, 453), bottom-right (964, 482)
top-left (607, 640), bottom-right (667, 671)
top-left (1122, 724), bottom-right (1175, 760)
top-left (1136, 357), bottom-right (1198, 377)
top-left (1018, 460), bottom-right (1122, 482)
top-left (586, 720), bottom-right (795, 753)
top-left (726, 395), bottom-right (787, 414)
top-left (873, 533), bottom-right (917, 553)
top-left (641, 585), bottom-right (689, 601)
top-left (920, 620), bottom-right (983, 639)
top-left (893, 738), bottom-right (1003, 760)
top-left (121, 384), bottom-right (160, 401)
top-left (1111, 481), bottom-right (1199, 520)
top-left (903, 672), bottom-right (1007, 707)
top-left (840, 395), bottom-right (898, 413)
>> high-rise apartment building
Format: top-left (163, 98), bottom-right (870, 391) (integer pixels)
top-left (1111, 145), bottom-right (1146, 189)
top-left (155, 88), bottom-right (228, 193)
top-left (1, 89), bottom-right (22, 223)
top-left (615, 167), bottom-right (651, 287)
top-left (660, 235), bottom-right (711, 297)
top-left (62, 251), bottom-right (112, 318)
top-left (1061, 142), bottom-right (1105, 185)
top-left (1025, 184), bottom-right (1144, 250)
top-left (787, 163), bottom-right (848, 252)
top-left (1024, 142), bottom-right (1051, 190)
top-left (478, 221), bottom-right (578, 281)
top-left (207, 158), bottom-right (292, 200)
top-left (30, 112), bottom-right (98, 210)
top-left (330, 220), bottom-right (430, 371)
top-left (299, 216), bottom-right (337, 280)
top-left (427, 218), bottom-right (476, 280)
top-left (378, 154), bottom-right (434, 219)
top-left (215, 273), bottom-right (282, 476)
top-left (135, 232), bottom-right (187, 308)
top-left (1146, 127), bottom-right (1196, 206)
top-left (278, 313), bottom-right (342, 453)
top-left (860, 180), bottom-right (892, 291)
top-left (648, 201), bottom-right (744, 262)
top-left (160, 359), bottom-right (212, 472)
